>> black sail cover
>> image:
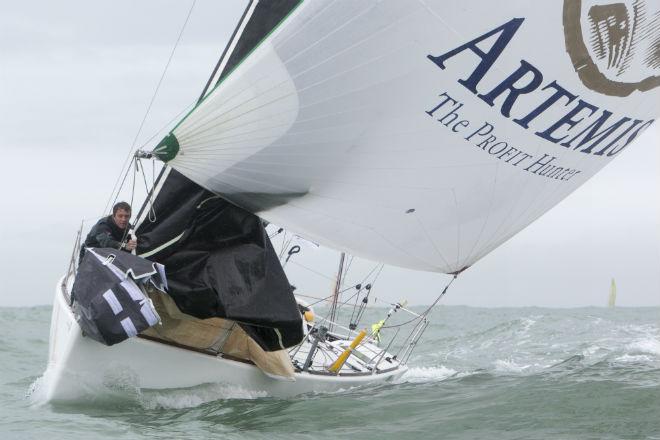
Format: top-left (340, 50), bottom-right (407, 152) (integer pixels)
top-left (136, 170), bottom-right (303, 351)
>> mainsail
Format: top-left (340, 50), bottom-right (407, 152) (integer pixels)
top-left (153, 0), bottom-right (659, 274)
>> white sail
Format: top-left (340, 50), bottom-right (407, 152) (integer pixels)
top-left (158, 0), bottom-right (660, 273)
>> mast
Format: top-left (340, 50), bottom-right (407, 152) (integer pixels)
top-left (328, 252), bottom-right (346, 332)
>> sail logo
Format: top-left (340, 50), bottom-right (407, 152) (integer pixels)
top-left (425, 92), bottom-right (583, 182)
top-left (563, 0), bottom-right (660, 97)
top-left (426, 16), bottom-right (656, 159)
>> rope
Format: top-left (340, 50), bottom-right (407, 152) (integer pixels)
top-left (103, 0), bottom-right (197, 216)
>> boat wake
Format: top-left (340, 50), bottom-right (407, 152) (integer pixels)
top-left (138, 384), bottom-right (268, 410)
top-left (398, 365), bottom-right (461, 383)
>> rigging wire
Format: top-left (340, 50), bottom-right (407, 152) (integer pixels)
top-left (137, 100), bottom-right (197, 152)
top-left (382, 274), bottom-right (457, 329)
top-left (295, 292), bottom-right (376, 308)
top-left (268, 227), bottom-right (284, 239)
top-left (107, 160), bottom-right (135, 214)
top-left (348, 264), bottom-right (383, 329)
top-left (302, 262), bottom-right (383, 308)
top-left (289, 260), bottom-right (337, 283)
top-left (351, 290), bottom-right (370, 328)
top-left (342, 255), bottom-right (354, 285)
top-left (278, 231), bottom-right (289, 259)
top-left (347, 284), bottom-right (367, 328)
top-left (103, 0), bottom-right (197, 216)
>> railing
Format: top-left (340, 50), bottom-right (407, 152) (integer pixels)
top-left (294, 302), bottom-right (430, 372)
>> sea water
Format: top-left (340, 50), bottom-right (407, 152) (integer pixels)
top-left (1, 305), bottom-right (659, 439)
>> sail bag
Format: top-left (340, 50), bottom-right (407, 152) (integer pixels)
top-left (72, 248), bottom-right (164, 346)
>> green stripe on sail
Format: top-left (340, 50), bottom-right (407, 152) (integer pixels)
top-left (153, 133), bottom-right (180, 162)
top-left (158, 0), bottom-right (304, 156)
top-left (152, 1), bottom-right (303, 163)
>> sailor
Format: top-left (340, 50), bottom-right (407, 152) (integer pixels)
top-left (80, 201), bottom-right (137, 261)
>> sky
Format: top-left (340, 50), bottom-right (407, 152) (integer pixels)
top-left (0, 1), bottom-right (658, 308)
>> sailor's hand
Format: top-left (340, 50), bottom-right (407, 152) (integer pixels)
top-left (125, 239), bottom-right (137, 251)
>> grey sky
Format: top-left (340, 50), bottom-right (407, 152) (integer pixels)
top-left (1, 1), bottom-right (658, 308)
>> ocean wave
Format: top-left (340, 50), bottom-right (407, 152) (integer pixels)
top-left (548, 354), bottom-right (585, 369)
top-left (520, 316), bottom-right (541, 331)
top-left (462, 316), bottom-right (541, 341)
top-left (399, 365), bottom-right (462, 383)
top-left (613, 354), bottom-right (654, 364)
top-left (581, 345), bottom-right (602, 356)
top-left (626, 338), bottom-right (660, 356)
top-left (493, 359), bottom-right (531, 374)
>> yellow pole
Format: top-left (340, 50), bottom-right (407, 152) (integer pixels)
top-left (329, 329), bottom-right (367, 373)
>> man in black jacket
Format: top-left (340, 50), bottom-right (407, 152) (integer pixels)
top-left (80, 202), bottom-right (137, 261)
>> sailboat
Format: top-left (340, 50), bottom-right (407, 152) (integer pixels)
top-left (608, 278), bottom-right (617, 308)
top-left (43, 0), bottom-right (659, 401)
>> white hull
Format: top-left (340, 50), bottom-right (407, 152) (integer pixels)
top-left (43, 278), bottom-right (406, 402)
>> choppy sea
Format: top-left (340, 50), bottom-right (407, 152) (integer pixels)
top-left (1, 305), bottom-right (658, 439)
